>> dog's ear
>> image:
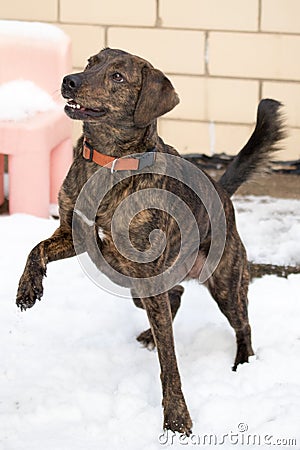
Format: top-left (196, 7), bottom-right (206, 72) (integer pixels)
top-left (134, 66), bottom-right (179, 128)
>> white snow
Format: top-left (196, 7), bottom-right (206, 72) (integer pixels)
top-left (0, 196), bottom-right (299, 449)
top-left (234, 196), bottom-right (300, 266)
top-left (0, 80), bottom-right (57, 122)
top-left (0, 20), bottom-right (65, 42)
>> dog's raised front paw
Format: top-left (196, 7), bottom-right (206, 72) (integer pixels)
top-left (16, 273), bottom-right (44, 311)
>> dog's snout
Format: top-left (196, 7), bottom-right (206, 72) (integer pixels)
top-left (62, 74), bottom-right (82, 91)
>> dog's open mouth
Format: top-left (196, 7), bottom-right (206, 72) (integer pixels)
top-left (64, 99), bottom-right (107, 119)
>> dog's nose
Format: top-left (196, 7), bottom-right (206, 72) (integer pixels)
top-left (62, 74), bottom-right (82, 91)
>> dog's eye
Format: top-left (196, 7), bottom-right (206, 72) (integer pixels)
top-left (112, 72), bottom-right (125, 83)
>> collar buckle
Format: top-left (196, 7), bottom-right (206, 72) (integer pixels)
top-left (110, 158), bottom-right (119, 174)
top-left (135, 150), bottom-right (156, 170)
top-left (84, 140), bottom-right (94, 162)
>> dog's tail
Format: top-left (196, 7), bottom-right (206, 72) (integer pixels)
top-left (219, 99), bottom-right (286, 197)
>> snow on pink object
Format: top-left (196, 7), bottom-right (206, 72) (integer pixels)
top-left (0, 80), bottom-right (58, 121)
top-left (0, 20), bottom-right (71, 97)
top-left (0, 20), bottom-right (72, 217)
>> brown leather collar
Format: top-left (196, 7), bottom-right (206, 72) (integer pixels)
top-left (83, 139), bottom-right (157, 172)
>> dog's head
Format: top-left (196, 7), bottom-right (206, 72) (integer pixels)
top-left (61, 48), bottom-right (179, 128)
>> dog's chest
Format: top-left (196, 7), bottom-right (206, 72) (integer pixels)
top-left (95, 176), bottom-right (147, 239)
top-left (94, 174), bottom-right (171, 259)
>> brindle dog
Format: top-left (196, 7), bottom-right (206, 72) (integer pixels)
top-left (16, 48), bottom-right (285, 435)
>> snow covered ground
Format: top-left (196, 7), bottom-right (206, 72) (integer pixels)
top-left (0, 196), bottom-right (300, 450)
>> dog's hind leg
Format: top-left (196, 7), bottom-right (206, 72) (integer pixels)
top-left (207, 249), bottom-right (254, 371)
top-left (16, 226), bottom-right (76, 311)
top-left (141, 292), bottom-right (192, 435)
top-left (132, 285), bottom-right (184, 349)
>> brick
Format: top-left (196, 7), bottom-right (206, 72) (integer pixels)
top-left (160, 0), bottom-right (258, 31)
top-left (59, 24), bottom-right (105, 69)
top-left (165, 76), bottom-right (206, 121)
top-left (261, 0), bottom-right (300, 33)
top-left (166, 75), bottom-right (259, 123)
top-left (60, 0), bottom-right (156, 26)
top-left (108, 28), bottom-right (205, 74)
top-left (0, 0), bottom-right (57, 21)
top-left (262, 82), bottom-right (300, 128)
top-left (214, 123), bottom-right (254, 155)
top-left (159, 120), bottom-right (254, 156)
top-left (209, 32), bottom-right (300, 81)
top-left (158, 120), bottom-right (210, 154)
top-left (285, 129), bottom-right (300, 160)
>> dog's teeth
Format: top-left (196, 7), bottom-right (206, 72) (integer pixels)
top-left (67, 101), bottom-right (82, 110)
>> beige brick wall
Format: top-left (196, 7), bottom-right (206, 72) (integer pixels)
top-left (209, 32), bottom-right (300, 81)
top-left (159, 0), bottom-right (259, 31)
top-left (0, 0), bottom-right (58, 21)
top-left (1, 0), bottom-right (300, 160)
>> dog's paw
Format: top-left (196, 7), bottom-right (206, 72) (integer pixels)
top-left (163, 402), bottom-right (193, 436)
top-left (232, 335), bottom-right (254, 371)
top-left (137, 328), bottom-right (156, 350)
top-left (16, 273), bottom-right (44, 311)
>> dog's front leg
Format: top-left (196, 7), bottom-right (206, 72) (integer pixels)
top-left (141, 293), bottom-right (192, 435)
top-left (16, 226), bottom-right (75, 310)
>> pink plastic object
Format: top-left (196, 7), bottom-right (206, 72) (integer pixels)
top-left (0, 21), bottom-right (73, 217)
top-left (0, 154), bottom-right (4, 205)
